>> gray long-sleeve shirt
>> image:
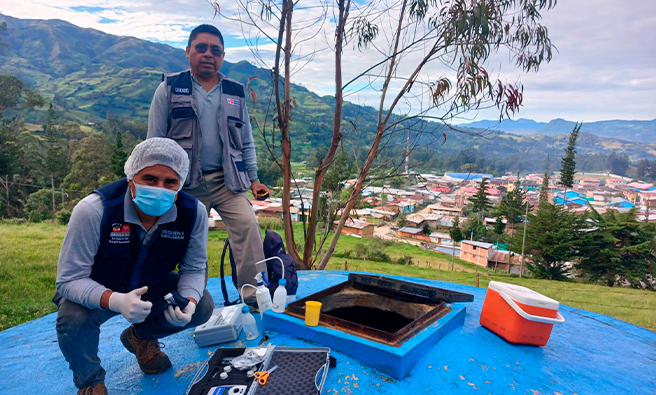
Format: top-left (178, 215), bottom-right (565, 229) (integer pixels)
top-left (55, 190), bottom-right (209, 309)
top-left (147, 73), bottom-right (259, 181)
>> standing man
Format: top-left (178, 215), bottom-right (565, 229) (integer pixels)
top-left (147, 24), bottom-right (270, 303)
top-left (54, 138), bottom-right (214, 395)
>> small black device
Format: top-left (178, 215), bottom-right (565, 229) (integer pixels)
top-left (256, 190), bottom-right (269, 201)
top-left (203, 385), bottom-right (247, 394)
top-left (164, 290), bottom-right (190, 310)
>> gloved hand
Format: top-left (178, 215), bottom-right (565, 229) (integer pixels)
top-left (164, 300), bottom-right (196, 327)
top-left (108, 286), bottom-right (152, 324)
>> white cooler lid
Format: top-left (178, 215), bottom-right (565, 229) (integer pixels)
top-left (488, 281), bottom-right (560, 310)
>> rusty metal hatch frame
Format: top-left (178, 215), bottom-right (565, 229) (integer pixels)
top-left (285, 274), bottom-right (474, 347)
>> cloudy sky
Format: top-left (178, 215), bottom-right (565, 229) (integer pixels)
top-left (2, 0), bottom-right (655, 123)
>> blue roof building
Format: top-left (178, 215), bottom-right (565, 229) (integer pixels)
top-left (444, 173), bottom-right (494, 181)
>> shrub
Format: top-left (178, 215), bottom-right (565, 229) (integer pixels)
top-left (353, 243), bottom-right (368, 259)
top-left (369, 250), bottom-right (391, 262)
top-left (25, 189), bottom-right (55, 222)
top-left (352, 242), bottom-right (390, 262)
top-left (55, 209), bottom-right (72, 225)
top-left (395, 255), bottom-right (413, 265)
top-left (0, 218), bottom-right (26, 225)
top-left (258, 217), bottom-right (283, 230)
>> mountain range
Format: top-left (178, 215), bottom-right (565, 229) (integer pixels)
top-left (460, 118), bottom-right (656, 143)
top-left (1, 14), bottom-right (655, 173)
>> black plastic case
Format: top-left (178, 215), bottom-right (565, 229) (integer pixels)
top-left (187, 348), bottom-right (258, 395)
top-left (248, 347), bottom-right (331, 395)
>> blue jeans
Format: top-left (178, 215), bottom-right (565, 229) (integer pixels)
top-left (55, 272), bottom-right (214, 389)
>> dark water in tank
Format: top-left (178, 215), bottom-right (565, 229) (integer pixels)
top-left (324, 306), bottom-right (412, 333)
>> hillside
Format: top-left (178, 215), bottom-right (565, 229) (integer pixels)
top-left (1, 14), bottom-right (655, 173)
top-left (461, 118), bottom-right (656, 143)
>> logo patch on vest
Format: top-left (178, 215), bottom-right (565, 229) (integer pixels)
top-left (109, 223), bottom-right (131, 244)
top-left (174, 86), bottom-right (191, 95)
top-left (161, 229), bottom-right (185, 240)
top-left (226, 98), bottom-right (241, 106)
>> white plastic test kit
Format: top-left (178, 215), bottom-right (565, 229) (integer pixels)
top-left (193, 305), bottom-right (243, 347)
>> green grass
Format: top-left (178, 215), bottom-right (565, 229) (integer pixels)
top-left (1, 222), bottom-right (655, 332)
top-left (0, 222), bottom-right (65, 330)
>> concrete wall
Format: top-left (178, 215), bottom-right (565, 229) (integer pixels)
top-left (460, 243), bottom-right (490, 268)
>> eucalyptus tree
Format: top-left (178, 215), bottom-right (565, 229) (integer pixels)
top-left (220, 0), bottom-right (558, 270)
top-left (43, 103), bottom-right (69, 222)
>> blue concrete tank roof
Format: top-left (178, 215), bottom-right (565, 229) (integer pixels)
top-left (1, 271), bottom-right (654, 394)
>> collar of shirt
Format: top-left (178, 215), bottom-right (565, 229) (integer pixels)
top-left (190, 71), bottom-right (225, 90)
top-left (122, 189), bottom-right (178, 234)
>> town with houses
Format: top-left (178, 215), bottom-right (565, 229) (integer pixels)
top-left (208, 172), bottom-right (656, 273)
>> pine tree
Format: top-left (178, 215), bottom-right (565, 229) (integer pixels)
top-left (111, 131), bottom-right (128, 178)
top-left (511, 202), bottom-right (587, 280)
top-left (492, 213), bottom-right (506, 247)
top-left (539, 156), bottom-right (551, 205)
top-left (470, 177), bottom-right (492, 223)
top-left (422, 222), bottom-right (432, 236)
top-left (559, 123), bottom-right (582, 206)
top-left (577, 209), bottom-right (656, 289)
top-left (498, 177), bottom-right (526, 230)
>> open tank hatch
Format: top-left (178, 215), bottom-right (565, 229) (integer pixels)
top-left (285, 273), bottom-right (474, 347)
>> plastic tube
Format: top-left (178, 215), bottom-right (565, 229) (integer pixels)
top-left (254, 257), bottom-right (285, 281)
top-left (240, 283), bottom-right (258, 302)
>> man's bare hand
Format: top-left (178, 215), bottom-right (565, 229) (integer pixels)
top-left (251, 181), bottom-right (270, 200)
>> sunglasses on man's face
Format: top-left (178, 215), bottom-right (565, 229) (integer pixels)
top-left (194, 43), bottom-right (224, 57)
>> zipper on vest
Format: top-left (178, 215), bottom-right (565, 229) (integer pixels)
top-left (128, 227), bottom-right (163, 291)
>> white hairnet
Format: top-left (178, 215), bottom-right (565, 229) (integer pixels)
top-left (124, 138), bottom-right (189, 189)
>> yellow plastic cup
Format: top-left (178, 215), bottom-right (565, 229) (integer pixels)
top-left (305, 301), bottom-right (322, 326)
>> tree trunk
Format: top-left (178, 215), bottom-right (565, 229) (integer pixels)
top-left (4, 175), bottom-right (9, 217)
top-left (451, 243), bottom-right (455, 271)
top-left (275, 0), bottom-right (303, 267)
top-left (51, 173), bottom-right (56, 223)
top-left (302, 0), bottom-right (349, 269)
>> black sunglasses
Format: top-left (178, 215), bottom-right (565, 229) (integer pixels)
top-left (194, 43), bottom-right (224, 57)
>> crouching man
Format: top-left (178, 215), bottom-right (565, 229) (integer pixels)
top-left (54, 138), bottom-right (214, 395)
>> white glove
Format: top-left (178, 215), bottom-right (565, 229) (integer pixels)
top-left (108, 286), bottom-right (152, 324)
top-left (164, 301), bottom-right (196, 327)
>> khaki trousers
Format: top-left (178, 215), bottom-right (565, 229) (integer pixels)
top-left (185, 170), bottom-right (265, 301)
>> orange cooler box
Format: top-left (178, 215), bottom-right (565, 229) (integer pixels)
top-left (480, 281), bottom-right (564, 346)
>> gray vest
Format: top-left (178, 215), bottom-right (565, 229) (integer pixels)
top-left (164, 70), bottom-right (252, 193)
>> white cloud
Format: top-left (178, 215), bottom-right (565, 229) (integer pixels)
top-left (2, 0), bottom-right (655, 122)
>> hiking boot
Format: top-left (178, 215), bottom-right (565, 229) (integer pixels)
top-left (77, 382), bottom-right (107, 395)
top-left (120, 326), bottom-right (172, 374)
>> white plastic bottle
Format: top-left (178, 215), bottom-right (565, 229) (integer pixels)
top-left (241, 305), bottom-right (259, 340)
top-left (272, 279), bottom-right (288, 313)
top-left (254, 272), bottom-right (273, 317)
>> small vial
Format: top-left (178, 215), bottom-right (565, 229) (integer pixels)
top-left (224, 365), bottom-right (232, 372)
top-left (247, 369), bottom-right (256, 378)
top-left (220, 372), bottom-right (228, 380)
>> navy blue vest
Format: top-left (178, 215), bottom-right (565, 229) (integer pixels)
top-left (90, 179), bottom-right (198, 293)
